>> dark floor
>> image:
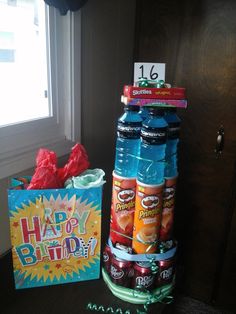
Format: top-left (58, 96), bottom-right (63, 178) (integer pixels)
top-left (165, 295), bottom-right (233, 314)
top-left (0, 252), bottom-right (233, 314)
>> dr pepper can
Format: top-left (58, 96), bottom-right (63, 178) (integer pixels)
top-left (110, 255), bottom-right (133, 288)
top-left (132, 261), bottom-right (155, 291)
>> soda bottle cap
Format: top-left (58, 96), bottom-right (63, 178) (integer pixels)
top-left (149, 107), bottom-right (165, 116)
top-left (124, 105), bottom-right (140, 112)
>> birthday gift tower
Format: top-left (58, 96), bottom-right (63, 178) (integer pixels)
top-left (102, 76), bottom-right (187, 306)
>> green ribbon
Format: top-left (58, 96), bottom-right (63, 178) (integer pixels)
top-left (137, 79), bottom-right (155, 87)
top-left (86, 303), bottom-right (131, 314)
top-left (137, 79), bottom-right (166, 88)
top-left (156, 80), bottom-right (165, 88)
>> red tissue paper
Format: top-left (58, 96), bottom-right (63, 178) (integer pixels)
top-left (57, 143), bottom-right (90, 184)
top-left (27, 143), bottom-right (90, 190)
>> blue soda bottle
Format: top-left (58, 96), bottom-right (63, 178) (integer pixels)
top-left (139, 106), bottom-right (149, 121)
top-left (114, 105), bottom-right (142, 177)
top-left (137, 108), bottom-right (168, 185)
top-left (164, 108), bottom-right (181, 178)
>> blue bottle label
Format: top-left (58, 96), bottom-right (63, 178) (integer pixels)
top-left (141, 126), bottom-right (167, 144)
top-left (117, 121), bottom-right (142, 139)
top-left (168, 122), bottom-right (180, 139)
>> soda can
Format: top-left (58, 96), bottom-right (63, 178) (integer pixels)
top-left (115, 242), bottom-right (133, 254)
top-left (156, 257), bottom-right (175, 287)
top-left (159, 176), bottom-right (177, 241)
top-left (103, 244), bottom-right (112, 273)
top-left (110, 255), bottom-right (133, 288)
top-left (132, 261), bottom-right (155, 291)
top-left (160, 239), bottom-right (174, 251)
top-left (132, 181), bottom-right (164, 254)
top-left (110, 171), bottom-right (136, 247)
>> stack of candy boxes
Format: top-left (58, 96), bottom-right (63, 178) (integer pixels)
top-left (102, 80), bottom-right (187, 304)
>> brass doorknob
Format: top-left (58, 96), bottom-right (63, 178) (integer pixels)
top-left (215, 126), bottom-right (224, 158)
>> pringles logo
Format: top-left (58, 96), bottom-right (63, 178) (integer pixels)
top-left (163, 187), bottom-right (175, 208)
top-left (141, 195), bottom-right (159, 209)
top-left (117, 189), bottom-right (135, 203)
top-left (163, 187), bottom-right (175, 200)
top-left (116, 189), bottom-right (135, 212)
top-left (139, 195), bottom-right (160, 219)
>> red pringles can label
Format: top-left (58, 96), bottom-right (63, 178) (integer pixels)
top-left (156, 257), bottom-right (175, 287)
top-left (110, 256), bottom-right (133, 287)
top-left (132, 181), bottom-right (164, 254)
top-left (103, 244), bottom-right (112, 273)
top-left (159, 176), bottom-right (177, 242)
top-left (110, 171), bottom-right (136, 247)
top-left (132, 261), bottom-right (155, 291)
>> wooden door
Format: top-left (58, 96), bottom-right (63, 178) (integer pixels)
top-left (135, 0), bottom-right (236, 310)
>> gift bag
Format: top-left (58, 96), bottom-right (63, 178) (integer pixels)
top-left (8, 177), bottom-right (103, 289)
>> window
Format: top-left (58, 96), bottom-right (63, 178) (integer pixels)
top-left (0, 1), bottom-right (49, 126)
top-left (0, 1), bottom-right (81, 179)
top-left (0, 31), bottom-right (15, 62)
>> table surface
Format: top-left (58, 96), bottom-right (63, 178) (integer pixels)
top-left (1, 252), bottom-right (176, 314)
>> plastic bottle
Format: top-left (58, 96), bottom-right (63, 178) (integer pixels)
top-left (137, 108), bottom-right (168, 185)
top-left (114, 105), bottom-right (142, 178)
top-left (164, 108), bottom-right (181, 178)
top-left (138, 106), bottom-right (149, 121)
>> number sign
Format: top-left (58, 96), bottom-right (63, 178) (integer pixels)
top-left (134, 63), bottom-right (166, 83)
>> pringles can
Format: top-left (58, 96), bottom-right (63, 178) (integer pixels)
top-left (110, 255), bottom-right (133, 287)
top-left (159, 176), bottom-right (177, 242)
top-left (132, 181), bottom-right (164, 254)
top-left (132, 261), bottom-right (155, 291)
top-left (110, 171), bottom-right (136, 247)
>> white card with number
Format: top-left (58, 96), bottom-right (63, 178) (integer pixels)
top-left (134, 63), bottom-right (166, 84)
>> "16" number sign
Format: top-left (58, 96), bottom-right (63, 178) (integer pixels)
top-left (134, 63), bottom-right (165, 83)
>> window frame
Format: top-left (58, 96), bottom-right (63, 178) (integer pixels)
top-left (0, 5), bottom-right (81, 179)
